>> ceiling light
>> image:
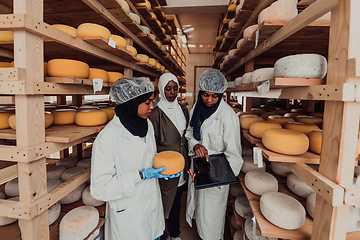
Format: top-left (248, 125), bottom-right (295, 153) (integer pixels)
top-left (183, 27), bottom-right (194, 33)
top-left (188, 44), bottom-right (196, 48)
top-left (180, 34), bottom-right (187, 44)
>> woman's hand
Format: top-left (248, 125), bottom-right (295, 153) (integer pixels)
top-left (194, 144), bottom-right (209, 161)
top-left (187, 169), bottom-right (196, 183)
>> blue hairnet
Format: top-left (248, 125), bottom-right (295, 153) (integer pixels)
top-left (109, 77), bottom-right (154, 104)
top-left (198, 69), bottom-right (228, 93)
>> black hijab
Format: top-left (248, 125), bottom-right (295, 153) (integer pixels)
top-left (189, 90), bottom-right (223, 141)
top-left (115, 92), bottom-right (154, 137)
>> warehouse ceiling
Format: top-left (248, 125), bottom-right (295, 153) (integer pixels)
top-left (162, 0), bottom-right (228, 54)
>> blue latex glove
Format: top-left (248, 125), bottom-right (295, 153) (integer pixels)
top-left (141, 167), bottom-right (167, 180)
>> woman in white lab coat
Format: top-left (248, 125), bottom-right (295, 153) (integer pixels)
top-left (90, 77), bottom-right (179, 240)
top-left (185, 69), bottom-right (243, 240)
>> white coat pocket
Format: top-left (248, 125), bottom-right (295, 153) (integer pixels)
top-left (208, 133), bottom-right (224, 152)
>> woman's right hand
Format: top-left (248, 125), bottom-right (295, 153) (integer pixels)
top-left (187, 169), bottom-right (196, 183)
top-left (193, 143), bottom-right (209, 161)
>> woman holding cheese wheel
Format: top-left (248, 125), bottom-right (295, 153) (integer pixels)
top-left (90, 77), bottom-right (179, 240)
top-left (185, 69), bottom-right (243, 240)
top-left (149, 73), bottom-right (190, 240)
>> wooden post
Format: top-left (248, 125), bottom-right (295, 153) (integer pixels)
top-left (124, 38), bottom-right (134, 77)
top-left (243, 60), bottom-right (254, 112)
top-left (72, 95), bottom-right (83, 159)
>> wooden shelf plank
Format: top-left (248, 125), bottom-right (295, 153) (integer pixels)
top-left (241, 129), bottom-right (262, 144)
top-left (45, 77), bottom-right (112, 87)
top-left (274, 78), bottom-right (326, 86)
top-left (135, 6), bottom-right (152, 19)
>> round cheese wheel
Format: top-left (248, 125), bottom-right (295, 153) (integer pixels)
top-left (77, 158), bottom-right (91, 168)
top-left (75, 110), bottom-right (108, 126)
top-left (149, 34), bottom-right (156, 41)
top-left (52, 24), bottom-right (77, 37)
top-left (97, 106), bottom-right (115, 120)
top-left (230, 182), bottom-right (245, 198)
top-left (149, 58), bottom-right (157, 66)
top-left (0, 192), bottom-right (5, 199)
top-left (47, 165), bottom-right (67, 180)
top-left (244, 216), bottom-right (277, 240)
top-left (234, 77), bottom-right (243, 86)
top-left (53, 108), bottom-right (77, 125)
top-left (118, 0), bottom-right (130, 13)
top-left (237, 38), bottom-right (244, 48)
top-left (149, 12), bottom-right (156, 19)
top-left (233, 230), bottom-right (244, 240)
top-left (267, 115), bottom-right (295, 126)
top-left (287, 173), bottom-right (315, 198)
top-left (108, 72), bottom-right (124, 83)
top-left (56, 157), bottom-right (79, 168)
top-left (306, 192), bottom-right (316, 219)
top-left (126, 45), bottom-right (137, 57)
top-left (47, 59), bottom-right (90, 78)
top-left (59, 206), bottom-right (99, 239)
top-left (48, 202), bottom-right (61, 225)
top-left (0, 31), bottom-right (14, 41)
top-left (258, 0), bottom-right (298, 24)
top-left (234, 196), bottom-right (252, 218)
top-left (242, 72), bottom-right (252, 84)
top-left (8, 111), bottom-right (53, 130)
top-left (129, 13), bottom-right (140, 25)
top-left (243, 24), bottom-right (258, 39)
top-left (270, 162), bottom-right (292, 177)
top-left (274, 53), bottom-right (327, 79)
top-left (240, 115), bottom-right (264, 129)
top-left (82, 186), bottom-right (105, 207)
top-left (155, 40), bottom-right (161, 47)
top-left (88, 68), bottom-right (109, 83)
top-left (136, 0), bottom-right (151, 10)
top-left (110, 34), bottom-right (126, 48)
top-left (153, 151), bottom-right (185, 175)
top-left (284, 112), bottom-right (306, 119)
top-left (61, 167), bottom-right (87, 181)
top-left (237, 111), bottom-right (256, 117)
top-left (0, 110), bottom-right (13, 129)
top-left (47, 179), bottom-right (63, 192)
top-left (0, 197), bottom-right (19, 226)
top-left (245, 170), bottom-right (278, 196)
top-left (291, 108), bottom-right (303, 113)
top-left (77, 23), bottom-right (111, 41)
top-left (241, 155), bottom-right (266, 173)
top-left (228, 82), bottom-right (236, 89)
top-left (140, 25), bottom-right (150, 35)
top-left (228, 2), bottom-right (237, 10)
top-left (5, 178), bottom-right (19, 197)
top-left (242, 146), bottom-right (253, 156)
top-left (260, 112), bottom-right (277, 120)
top-left (231, 214), bottom-right (242, 230)
top-left (160, 65), bottom-right (165, 72)
top-left (223, 18), bottom-right (231, 24)
top-left (308, 130), bottom-right (322, 154)
top-left (156, 62), bottom-right (162, 70)
top-left (251, 68), bottom-right (275, 83)
top-left (249, 121), bottom-right (282, 138)
top-left (251, 108), bottom-right (266, 115)
top-left (262, 128), bottom-right (309, 155)
top-left (60, 183), bottom-right (87, 205)
top-left (284, 122), bottom-right (320, 135)
top-left (78, 106), bottom-right (99, 111)
top-left (296, 116), bottom-right (323, 126)
top-left (260, 192), bottom-right (306, 230)
top-left (309, 112), bottom-right (323, 118)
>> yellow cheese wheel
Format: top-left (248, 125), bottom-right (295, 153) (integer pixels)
top-left (151, 81), bottom-right (158, 89)
top-left (216, 35), bottom-right (224, 41)
top-left (160, 27), bottom-right (166, 34)
top-left (149, 58), bottom-right (157, 66)
top-left (239, 115), bottom-right (264, 129)
top-left (160, 45), bottom-right (166, 52)
top-left (75, 110), bottom-right (108, 126)
top-left (153, 151), bottom-right (185, 175)
top-left (0, 111), bottom-right (13, 129)
top-left (291, 108), bottom-right (303, 113)
top-left (228, 2), bottom-right (237, 10)
top-left (237, 111), bottom-right (255, 117)
top-left (126, 45), bottom-right (137, 57)
top-left (98, 106), bottom-right (115, 120)
top-left (262, 128), bottom-right (309, 155)
top-left (296, 116), bottom-right (323, 126)
top-left (0, 62), bottom-right (13, 68)
top-left (309, 112), bottom-right (323, 118)
top-left (165, 35), bottom-right (171, 41)
top-left (150, 12), bottom-right (156, 19)
top-left (165, 69), bottom-right (170, 73)
top-left (136, 0), bottom-right (151, 10)
top-left (0, 31), bottom-right (14, 41)
top-left (308, 130), bottom-right (322, 155)
top-left (156, 20), bottom-right (162, 27)
top-left (150, 34), bottom-right (156, 41)
top-left (155, 62), bottom-right (161, 69)
top-left (110, 34), bottom-right (126, 48)
top-left (137, 54), bottom-right (149, 63)
top-left (77, 23), bottom-right (111, 41)
top-left (223, 18), bottom-right (231, 24)
top-left (119, 0), bottom-right (130, 13)
top-left (260, 112), bottom-right (277, 120)
top-left (284, 122), bottom-right (320, 135)
top-left (108, 72), bottom-right (124, 83)
top-left (52, 24), bottom-right (77, 37)
top-left (47, 59), bottom-right (90, 78)
top-left (53, 109), bottom-right (77, 125)
top-left (129, 13), bottom-right (141, 25)
top-left (268, 115), bottom-right (295, 126)
top-left (155, 40), bottom-right (161, 47)
top-left (160, 65), bottom-right (165, 72)
top-left (88, 68), bottom-right (109, 83)
top-left (249, 121), bottom-right (282, 138)
top-left (78, 106), bottom-right (99, 111)
top-left (8, 112), bottom-right (53, 130)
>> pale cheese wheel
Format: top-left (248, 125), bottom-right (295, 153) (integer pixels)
top-left (153, 151), bottom-right (185, 175)
top-left (77, 23), bottom-right (111, 41)
top-left (82, 186), bottom-right (105, 207)
top-left (126, 45), bottom-right (137, 57)
top-left (270, 162), bottom-right (292, 177)
top-left (236, 2), bottom-right (242, 13)
top-left (0, 31), bottom-right (14, 41)
top-left (231, 214), bottom-right (242, 230)
top-left (52, 24), bottom-right (77, 37)
top-left (53, 108), bottom-right (77, 125)
top-left (233, 230), bottom-right (244, 240)
top-left (149, 58), bottom-right (157, 66)
top-left (228, 82), bottom-right (236, 89)
top-left (245, 170), bottom-right (278, 196)
top-left (242, 146), bottom-right (253, 156)
top-left (77, 158), bottom-right (91, 168)
top-left (284, 122), bottom-right (320, 135)
top-left (61, 167), bottom-right (87, 181)
top-left (258, 0), bottom-right (298, 24)
top-left (241, 155), bottom-right (266, 173)
top-left (59, 206), bottom-right (99, 240)
top-left (48, 202), bottom-right (61, 225)
top-left (47, 165), bottom-right (67, 180)
top-left (308, 130), bottom-right (322, 155)
top-left (140, 25), bottom-right (150, 35)
top-left (228, 18), bottom-right (236, 29)
top-left (110, 34), bottom-right (126, 48)
top-left (47, 179), bottom-right (63, 192)
top-left (8, 112), bottom-right (53, 130)
top-left (251, 68), bottom-right (275, 83)
top-left (267, 115), bottom-right (295, 126)
top-left (243, 24), bottom-right (258, 39)
top-left (0, 192), bottom-right (4, 199)
top-left (239, 115), bottom-right (264, 129)
top-left (75, 110), bottom-right (108, 126)
top-left (234, 196), bottom-right (252, 218)
top-left (287, 172), bottom-right (315, 198)
top-left (234, 77), bottom-right (243, 86)
top-left (108, 72), bottom-right (124, 83)
top-left (230, 182), bottom-right (245, 198)
top-left (242, 72), bottom-right (252, 84)
top-left (160, 45), bottom-right (166, 52)
top-left (165, 35), bottom-right (171, 41)
top-left (274, 54), bottom-right (327, 79)
top-left (296, 116), bottom-right (323, 126)
top-left (129, 13), bottom-right (140, 25)
top-left (260, 192), bottom-right (305, 230)
top-left (0, 110), bottom-right (13, 129)
top-left (88, 68), bottom-right (109, 83)
top-left (306, 192), bottom-right (316, 219)
top-left (244, 216), bottom-right (278, 240)
top-left (47, 59), bottom-right (89, 78)
top-left (0, 197), bottom-right (19, 226)
top-left (56, 157), bottom-right (79, 168)
top-left (155, 40), bottom-right (161, 47)
top-left (262, 128), bottom-right (309, 155)
top-left (60, 183), bottom-right (87, 204)
top-left (150, 34), bottom-right (156, 41)
top-left (249, 121), bottom-right (282, 138)
top-left (5, 178), bottom-right (19, 197)
top-left (237, 38), bottom-right (244, 48)
top-left (136, 0), bottom-right (151, 10)
top-left (118, 0), bottom-right (130, 13)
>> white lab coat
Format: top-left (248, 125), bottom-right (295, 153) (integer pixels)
top-left (90, 117), bottom-right (164, 240)
top-left (185, 99), bottom-right (243, 240)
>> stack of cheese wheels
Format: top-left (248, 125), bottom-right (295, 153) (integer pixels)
top-left (262, 128), bottom-right (309, 155)
top-left (126, 45), bottom-right (137, 57)
top-left (48, 202), bottom-right (61, 225)
top-left (287, 173), bottom-right (315, 198)
top-left (82, 186), bottom-right (105, 207)
top-left (267, 115), bottom-right (295, 126)
top-left (0, 31), bottom-right (14, 41)
top-left (251, 68), bottom-right (275, 83)
top-left (75, 109), bottom-right (108, 126)
top-left (230, 182), bottom-right (245, 198)
top-left (231, 214), bottom-right (242, 230)
top-left (274, 53), bottom-right (327, 79)
top-left (0, 110), bottom-right (14, 129)
top-left (52, 108), bottom-right (77, 125)
top-left (296, 115), bottom-right (323, 126)
top-left (284, 122), bottom-right (320, 135)
top-left (47, 165), bottom-right (67, 180)
top-left (77, 23), bottom-right (111, 41)
top-left (153, 151), bottom-right (185, 175)
top-left (8, 112), bottom-right (53, 130)
top-left (270, 162), bottom-right (292, 177)
top-left (118, 0), bottom-right (130, 13)
top-left (110, 34), bottom-right (126, 48)
top-left (56, 157), bottom-right (79, 168)
top-left (52, 24), bottom-right (77, 37)
top-left (234, 196), bottom-right (252, 218)
top-left (308, 130), bottom-right (322, 154)
top-left (260, 112), bottom-right (277, 120)
top-left (59, 206), bottom-right (99, 240)
top-left (306, 192), bottom-right (316, 219)
top-left (108, 72), bottom-right (124, 83)
top-left (260, 192), bottom-right (306, 230)
top-left (77, 158), bottom-right (91, 168)
top-left (239, 115), bottom-right (264, 129)
top-left (5, 178), bottom-right (19, 197)
top-left (258, 0), bottom-right (298, 25)
top-left (244, 216), bottom-right (278, 240)
top-left (0, 197), bottom-right (19, 226)
top-left (241, 155), bottom-right (266, 173)
top-left (97, 105), bottom-right (115, 120)
top-left (47, 59), bottom-right (90, 78)
top-left (243, 24), bottom-right (258, 39)
top-left (137, 54), bottom-right (150, 63)
top-left (245, 170), bottom-right (278, 196)
top-left (88, 68), bottom-right (109, 83)
top-left (129, 13), bottom-right (141, 25)
top-left (249, 121), bottom-right (282, 138)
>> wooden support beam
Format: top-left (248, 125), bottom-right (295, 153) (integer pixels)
top-left (0, 68), bottom-right (26, 81)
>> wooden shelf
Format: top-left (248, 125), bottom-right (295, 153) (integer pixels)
top-left (136, 62), bottom-right (162, 73)
top-left (135, 5), bottom-right (153, 19)
top-left (44, 77), bottom-right (113, 87)
top-left (241, 129), bottom-right (262, 144)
